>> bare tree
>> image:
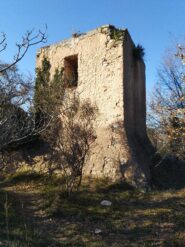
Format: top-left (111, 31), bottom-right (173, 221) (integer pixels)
top-left (0, 66), bottom-right (54, 172)
top-left (148, 47), bottom-right (185, 160)
top-left (0, 28), bottom-right (47, 172)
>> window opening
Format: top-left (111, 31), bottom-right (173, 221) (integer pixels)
top-left (64, 55), bottom-right (78, 87)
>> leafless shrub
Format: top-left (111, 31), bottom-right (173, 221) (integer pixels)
top-left (43, 96), bottom-right (98, 196)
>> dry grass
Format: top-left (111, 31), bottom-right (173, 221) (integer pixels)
top-left (0, 172), bottom-right (185, 246)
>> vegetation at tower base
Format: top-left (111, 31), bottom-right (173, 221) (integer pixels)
top-left (35, 57), bottom-right (98, 195)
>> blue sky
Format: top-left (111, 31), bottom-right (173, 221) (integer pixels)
top-left (1, 0), bottom-right (185, 93)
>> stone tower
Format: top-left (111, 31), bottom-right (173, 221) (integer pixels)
top-left (36, 25), bottom-right (153, 189)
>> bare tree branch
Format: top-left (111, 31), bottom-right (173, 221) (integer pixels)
top-left (0, 32), bottom-right (7, 53)
top-left (0, 26), bottom-right (47, 73)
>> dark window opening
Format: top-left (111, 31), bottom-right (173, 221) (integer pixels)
top-left (64, 55), bottom-right (78, 87)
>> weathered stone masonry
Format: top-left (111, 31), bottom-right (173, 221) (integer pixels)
top-left (36, 25), bottom-right (153, 189)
